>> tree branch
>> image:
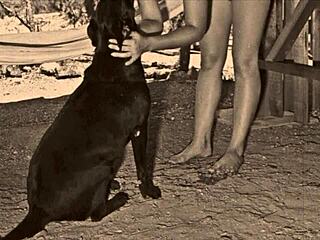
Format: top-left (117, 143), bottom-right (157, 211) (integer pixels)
top-left (0, 1), bottom-right (34, 32)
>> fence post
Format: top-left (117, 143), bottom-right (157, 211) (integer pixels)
top-left (312, 8), bottom-right (320, 111)
top-left (284, 0), bottom-right (295, 112)
top-left (179, 45), bottom-right (191, 72)
top-left (292, 0), bottom-right (310, 123)
top-left (258, 0), bottom-right (284, 117)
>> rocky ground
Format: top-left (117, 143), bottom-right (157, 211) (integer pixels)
top-left (0, 10), bottom-right (320, 240)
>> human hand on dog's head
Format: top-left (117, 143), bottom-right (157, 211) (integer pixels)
top-left (108, 32), bottom-right (150, 66)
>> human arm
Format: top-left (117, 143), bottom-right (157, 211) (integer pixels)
top-left (137, 0), bottom-right (163, 35)
top-left (109, 0), bottom-right (208, 65)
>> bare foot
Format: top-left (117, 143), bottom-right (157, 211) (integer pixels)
top-left (169, 143), bottom-right (212, 164)
top-left (199, 151), bottom-right (243, 184)
top-left (209, 151), bottom-right (244, 175)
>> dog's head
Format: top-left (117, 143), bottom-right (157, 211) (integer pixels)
top-left (87, 0), bottom-right (136, 51)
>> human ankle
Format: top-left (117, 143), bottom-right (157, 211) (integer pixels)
top-left (226, 147), bottom-right (244, 157)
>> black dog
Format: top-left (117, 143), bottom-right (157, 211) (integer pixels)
top-left (1, 0), bottom-right (161, 239)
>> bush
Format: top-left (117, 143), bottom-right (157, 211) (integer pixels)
top-left (48, 0), bottom-right (89, 26)
top-left (0, 0), bottom-right (89, 26)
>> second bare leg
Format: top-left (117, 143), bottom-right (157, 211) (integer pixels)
top-left (170, 0), bottom-right (232, 164)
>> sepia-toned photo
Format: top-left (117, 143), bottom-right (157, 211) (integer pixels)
top-left (0, 0), bottom-right (319, 239)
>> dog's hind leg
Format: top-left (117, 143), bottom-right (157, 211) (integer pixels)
top-left (131, 120), bottom-right (161, 199)
top-left (90, 181), bottom-right (129, 222)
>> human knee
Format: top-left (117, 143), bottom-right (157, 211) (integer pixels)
top-left (232, 51), bottom-right (259, 76)
top-left (200, 51), bottom-right (226, 71)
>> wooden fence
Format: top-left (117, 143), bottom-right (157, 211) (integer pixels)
top-left (258, 0), bottom-right (320, 124)
top-left (179, 0), bottom-right (320, 124)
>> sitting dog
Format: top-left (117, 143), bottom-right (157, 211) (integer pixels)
top-left (1, 0), bottom-right (161, 239)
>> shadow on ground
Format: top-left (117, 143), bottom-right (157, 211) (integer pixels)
top-left (0, 79), bottom-right (319, 240)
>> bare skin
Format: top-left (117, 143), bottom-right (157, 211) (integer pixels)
top-left (108, 0), bottom-right (208, 65)
top-left (136, 0), bottom-right (163, 35)
top-left (171, 0), bottom-right (271, 180)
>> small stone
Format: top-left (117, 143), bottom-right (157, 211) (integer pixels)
top-left (22, 66), bottom-right (32, 72)
top-left (6, 65), bottom-right (22, 78)
top-left (40, 62), bottom-right (60, 76)
top-left (56, 69), bottom-right (81, 80)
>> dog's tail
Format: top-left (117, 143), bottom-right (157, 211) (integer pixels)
top-left (2, 206), bottom-right (50, 240)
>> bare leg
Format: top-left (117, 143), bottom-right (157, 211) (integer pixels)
top-left (207, 0), bottom-right (271, 178)
top-left (170, 0), bottom-right (232, 164)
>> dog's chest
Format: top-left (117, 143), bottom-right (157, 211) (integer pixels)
top-left (68, 81), bottom-right (149, 126)
top-left (76, 81), bottom-right (148, 106)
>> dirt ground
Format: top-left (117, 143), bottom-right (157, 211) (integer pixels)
top-left (1, 12), bottom-right (320, 240)
top-left (1, 71), bottom-right (320, 239)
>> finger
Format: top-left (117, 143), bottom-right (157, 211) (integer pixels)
top-left (111, 51), bottom-right (132, 58)
top-left (108, 44), bottom-right (119, 51)
top-left (125, 56), bottom-right (138, 66)
top-left (121, 39), bottom-right (135, 46)
top-left (108, 39), bottom-right (118, 44)
top-left (120, 45), bottom-right (131, 52)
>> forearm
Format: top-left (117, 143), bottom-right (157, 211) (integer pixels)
top-left (138, 19), bottom-right (163, 35)
top-left (137, 0), bottom-right (163, 35)
top-left (143, 0), bottom-right (208, 52)
top-left (145, 25), bottom-right (205, 52)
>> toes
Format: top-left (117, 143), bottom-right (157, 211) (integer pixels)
top-left (224, 167), bottom-right (235, 176)
top-left (198, 163), bottom-right (239, 185)
top-left (169, 151), bottom-right (194, 164)
top-left (169, 157), bottom-right (189, 164)
top-left (169, 152), bottom-right (209, 165)
top-left (208, 165), bottom-right (224, 175)
top-left (198, 170), bottom-right (227, 185)
top-left (209, 165), bottom-right (237, 177)
top-left (168, 155), bottom-right (185, 164)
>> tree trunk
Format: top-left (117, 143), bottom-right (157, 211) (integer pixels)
top-left (25, 0), bottom-right (35, 31)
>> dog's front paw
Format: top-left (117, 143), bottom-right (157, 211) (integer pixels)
top-left (114, 192), bottom-right (130, 202)
top-left (139, 183), bottom-right (161, 199)
top-left (110, 179), bottom-right (121, 190)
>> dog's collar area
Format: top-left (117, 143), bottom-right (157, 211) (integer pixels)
top-left (134, 130), bottom-right (141, 137)
top-left (122, 24), bottom-right (131, 40)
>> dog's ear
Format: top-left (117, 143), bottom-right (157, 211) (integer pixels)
top-left (85, 0), bottom-right (99, 47)
top-left (87, 18), bottom-right (98, 47)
